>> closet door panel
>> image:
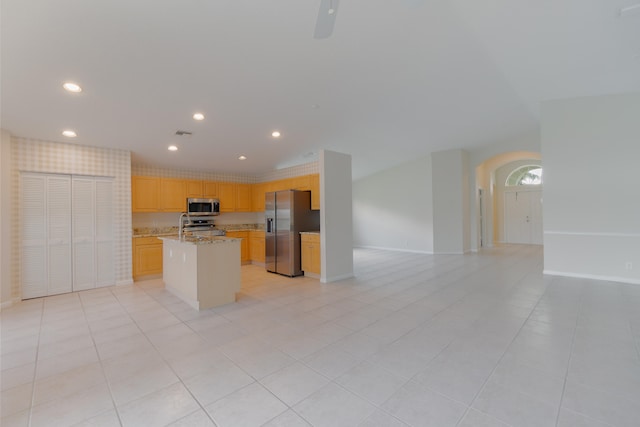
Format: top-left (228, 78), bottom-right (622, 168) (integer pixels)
top-left (95, 179), bottom-right (114, 286)
top-left (72, 178), bottom-right (95, 291)
top-left (21, 174), bottom-right (47, 298)
top-left (47, 176), bottom-right (72, 295)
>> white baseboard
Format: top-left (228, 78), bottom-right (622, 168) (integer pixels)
top-left (117, 279), bottom-right (134, 286)
top-left (321, 272), bottom-right (354, 283)
top-left (353, 245), bottom-right (433, 254)
top-left (543, 270), bottom-right (640, 286)
top-left (165, 285), bottom-right (199, 310)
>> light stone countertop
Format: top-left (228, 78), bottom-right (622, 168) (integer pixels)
top-left (299, 231), bottom-right (320, 235)
top-left (133, 223), bottom-right (264, 238)
top-left (158, 235), bottom-right (242, 245)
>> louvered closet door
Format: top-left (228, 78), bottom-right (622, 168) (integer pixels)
top-left (72, 177), bottom-right (95, 291)
top-left (47, 175), bottom-right (73, 296)
top-left (21, 174), bottom-right (48, 299)
top-left (95, 178), bottom-right (114, 287)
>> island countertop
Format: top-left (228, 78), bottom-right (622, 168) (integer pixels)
top-left (158, 235), bottom-right (242, 245)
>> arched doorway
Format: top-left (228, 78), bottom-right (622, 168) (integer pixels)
top-left (474, 151), bottom-right (542, 248)
top-left (502, 164), bottom-right (543, 244)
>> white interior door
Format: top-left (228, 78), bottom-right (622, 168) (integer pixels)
top-left (73, 177), bottom-right (95, 291)
top-left (47, 175), bottom-right (72, 295)
top-left (21, 174), bottom-right (48, 299)
top-left (95, 178), bottom-right (114, 287)
top-left (21, 173), bottom-right (114, 299)
top-left (505, 190), bottom-right (543, 245)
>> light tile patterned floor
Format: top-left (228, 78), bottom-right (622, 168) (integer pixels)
top-left (2, 246), bottom-right (640, 426)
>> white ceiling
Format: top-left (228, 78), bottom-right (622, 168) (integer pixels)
top-left (2, 0), bottom-right (639, 179)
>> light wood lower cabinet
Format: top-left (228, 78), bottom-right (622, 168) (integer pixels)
top-left (249, 230), bottom-right (265, 263)
top-left (301, 233), bottom-right (320, 276)
top-left (133, 237), bottom-right (163, 279)
top-left (225, 231), bottom-right (249, 263)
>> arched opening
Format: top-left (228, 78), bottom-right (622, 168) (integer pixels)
top-left (474, 152), bottom-right (542, 248)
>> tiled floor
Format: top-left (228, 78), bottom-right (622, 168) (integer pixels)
top-left (1, 245), bottom-right (640, 426)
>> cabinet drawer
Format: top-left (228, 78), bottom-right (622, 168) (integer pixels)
top-left (301, 234), bottom-right (320, 243)
top-left (134, 236), bottom-right (161, 246)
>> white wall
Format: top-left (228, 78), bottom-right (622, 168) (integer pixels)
top-left (320, 150), bottom-right (354, 282)
top-left (432, 149), bottom-right (470, 254)
top-left (352, 156), bottom-right (433, 253)
top-left (0, 130), bottom-right (12, 307)
top-left (542, 93), bottom-right (640, 284)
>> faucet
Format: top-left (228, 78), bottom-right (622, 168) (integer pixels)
top-left (178, 212), bottom-right (188, 239)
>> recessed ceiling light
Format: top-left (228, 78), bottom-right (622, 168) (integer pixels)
top-left (63, 82), bottom-right (82, 93)
top-left (168, 145), bottom-right (178, 151)
top-left (193, 113), bottom-right (205, 121)
top-left (271, 131), bottom-right (281, 138)
top-left (62, 130), bottom-right (77, 137)
top-left (238, 155), bottom-right (247, 160)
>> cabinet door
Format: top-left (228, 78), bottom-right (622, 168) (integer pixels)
top-left (311, 242), bottom-right (321, 274)
top-left (132, 176), bottom-right (160, 212)
top-left (226, 231), bottom-right (249, 261)
top-left (136, 244), bottom-right (163, 276)
top-left (218, 183), bottom-right (236, 212)
top-left (236, 184), bottom-right (252, 212)
top-left (301, 239), bottom-right (313, 273)
top-left (293, 175), bottom-right (311, 191)
top-left (249, 232), bottom-right (265, 262)
top-left (310, 174), bottom-right (320, 210)
top-left (203, 181), bottom-right (218, 198)
top-left (252, 183), bottom-right (265, 212)
top-left (160, 178), bottom-right (186, 212)
top-left (186, 180), bottom-right (203, 198)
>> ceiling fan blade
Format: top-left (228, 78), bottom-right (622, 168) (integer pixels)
top-left (314, 0), bottom-right (339, 39)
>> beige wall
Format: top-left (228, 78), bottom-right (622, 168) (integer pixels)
top-left (1, 130), bottom-right (12, 307)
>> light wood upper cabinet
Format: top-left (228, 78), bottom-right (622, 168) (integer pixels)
top-left (186, 180), bottom-right (203, 198)
top-left (236, 184), bottom-right (252, 212)
top-left (203, 181), bottom-right (218, 198)
top-left (132, 174), bottom-right (320, 213)
top-left (218, 182), bottom-right (236, 212)
top-left (132, 176), bottom-right (160, 212)
top-left (160, 178), bottom-right (186, 212)
top-left (292, 175), bottom-right (311, 191)
top-left (252, 183), bottom-right (266, 212)
top-left (310, 174), bottom-right (320, 210)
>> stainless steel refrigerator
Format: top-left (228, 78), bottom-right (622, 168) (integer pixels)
top-left (265, 190), bottom-right (319, 277)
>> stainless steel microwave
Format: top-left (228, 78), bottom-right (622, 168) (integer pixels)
top-left (187, 198), bottom-right (220, 216)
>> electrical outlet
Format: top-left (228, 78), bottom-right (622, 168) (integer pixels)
top-left (625, 262), bottom-right (633, 271)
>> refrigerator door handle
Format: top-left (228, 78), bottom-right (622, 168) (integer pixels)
top-left (266, 218), bottom-right (273, 233)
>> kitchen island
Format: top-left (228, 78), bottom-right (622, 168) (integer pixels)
top-left (159, 235), bottom-right (241, 310)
